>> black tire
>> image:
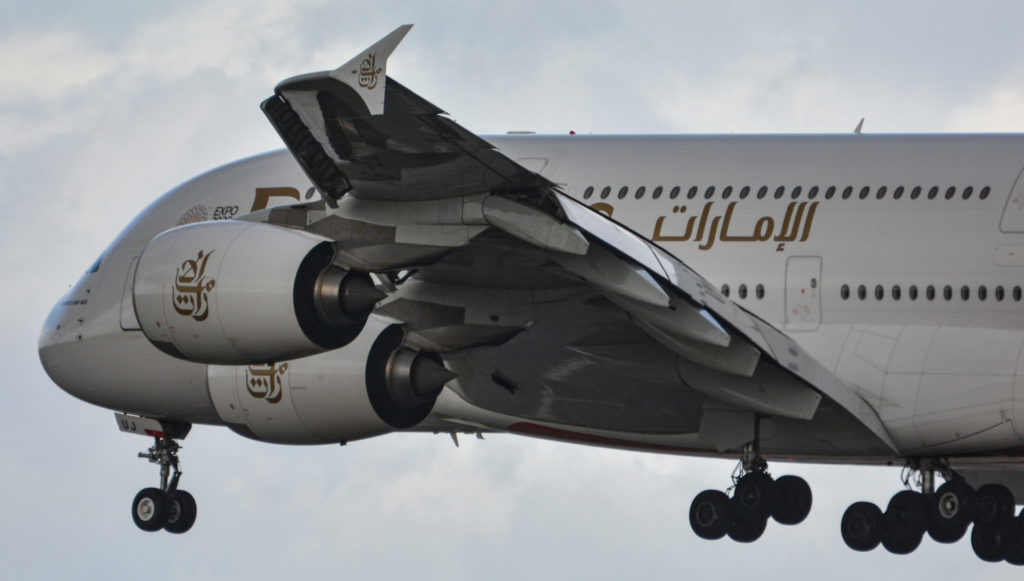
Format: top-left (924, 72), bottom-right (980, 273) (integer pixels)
top-left (882, 525), bottom-right (923, 555)
top-left (928, 480), bottom-right (975, 543)
top-left (732, 472), bottom-right (776, 519)
top-left (1004, 519), bottom-right (1024, 566)
top-left (164, 490), bottom-right (197, 534)
top-left (886, 490), bottom-right (929, 537)
top-left (132, 487), bottom-right (168, 532)
top-left (772, 475), bottom-right (812, 525)
top-left (975, 483), bottom-right (1015, 527)
top-left (727, 513), bottom-right (768, 543)
top-left (841, 501), bottom-right (884, 552)
top-left (689, 490), bottom-right (735, 540)
top-left (972, 523), bottom-right (1008, 563)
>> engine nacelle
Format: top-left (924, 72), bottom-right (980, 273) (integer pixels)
top-left (207, 316), bottom-right (455, 444)
top-left (133, 221), bottom-right (383, 364)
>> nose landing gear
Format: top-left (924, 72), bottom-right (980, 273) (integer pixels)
top-left (116, 413), bottom-right (197, 534)
top-left (132, 435), bottom-right (198, 533)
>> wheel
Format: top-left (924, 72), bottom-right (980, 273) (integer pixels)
top-left (882, 525), bottom-right (924, 554)
top-left (689, 490), bottom-right (735, 540)
top-left (727, 513), bottom-right (768, 543)
top-left (163, 490), bottom-right (197, 534)
top-left (1004, 518), bottom-right (1024, 566)
top-left (132, 487), bottom-right (168, 532)
top-left (885, 490), bottom-right (929, 537)
top-left (732, 472), bottom-right (775, 519)
top-left (771, 475), bottom-right (812, 525)
top-left (972, 523), bottom-right (1008, 562)
top-left (882, 491), bottom-right (928, 554)
top-left (841, 502), bottom-right (884, 552)
top-left (975, 483), bottom-right (1015, 527)
top-left (928, 480), bottom-right (975, 543)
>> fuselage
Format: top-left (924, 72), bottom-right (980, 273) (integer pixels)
top-left (39, 133), bottom-right (1024, 462)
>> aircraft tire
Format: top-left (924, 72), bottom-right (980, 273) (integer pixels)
top-left (771, 475), bottom-right (812, 525)
top-left (163, 490), bottom-right (197, 534)
top-left (975, 483), bottom-right (1015, 527)
top-left (885, 490), bottom-right (928, 536)
top-left (928, 480), bottom-right (974, 543)
top-left (841, 502), bottom-right (884, 551)
top-left (732, 472), bottom-right (775, 520)
top-left (689, 490), bottom-right (735, 540)
top-left (727, 513), bottom-right (768, 543)
top-left (132, 487), bottom-right (169, 532)
top-left (972, 523), bottom-right (1008, 562)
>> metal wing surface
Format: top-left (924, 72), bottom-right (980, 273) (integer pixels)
top-left (261, 26), bottom-right (897, 455)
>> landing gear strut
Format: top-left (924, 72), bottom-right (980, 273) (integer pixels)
top-left (840, 458), bottom-right (1024, 565)
top-left (118, 414), bottom-right (198, 534)
top-left (689, 418), bottom-right (812, 543)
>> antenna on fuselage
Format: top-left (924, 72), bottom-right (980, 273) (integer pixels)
top-left (854, 118), bottom-right (865, 134)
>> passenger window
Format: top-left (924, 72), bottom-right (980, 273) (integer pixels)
top-left (926, 285), bottom-right (935, 301)
top-left (1015, 286), bottom-right (1022, 301)
top-left (928, 186), bottom-right (939, 199)
top-left (893, 186), bottom-right (904, 200)
top-left (874, 285), bottom-right (884, 300)
top-left (963, 186), bottom-right (973, 200)
top-left (670, 186), bottom-right (681, 199)
top-left (721, 284), bottom-right (730, 297)
top-left (755, 284), bottom-right (765, 299)
top-left (908, 285), bottom-right (918, 300)
top-left (980, 186), bottom-right (991, 200)
top-left (739, 186), bottom-right (751, 199)
top-left (739, 284), bottom-right (748, 299)
top-left (584, 186), bottom-right (594, 199)
top-left (876, 186), bottom-right (888, 199)
top-left (945, 187), bottom-right (956, 200)
top-left (825, 186), bottom-right (836, 199)
top-left (618, 186), bottom-right (628, 199)
top-left (859, 186), bottom-right (870, 199)
top-left (774, 186), bottom-right (785, 199)
top-left (722, 186), bottom-right (733, 199)
top-left (911, 186), bottom-right (922, 200)
top-left (841, 284), bottom-right (850, 300)
top-left (891, 285), bottom-right (901, 300)
top-left (705, 186), bottom-right (716, 199)
top-left (842, 186), bottom-right (853, 199)
top-left (600, 186), bottom-right (611, 199)
top-left (757, 186), bottom-right (768, 199)
top-left (792, 186), bottom-right (802, 199)
top-left (978, 285), bottom-right (987, 301)
top-left (857, 285), bottom-right (866, 300)
top-left (996, 286), bottom-right (1005, 301)
top-left (635, 186), bottom-right (646, 199)
top-left (808, 186), bottom-right (819, 199)
top-left (687, 186), bottom-right (698, 199)
top-left (943, 285), bottom-right (952, 301)
top-left (960, 285), bottom-right (970, 300)
top-left (653, 186), bottom-right (664, 199)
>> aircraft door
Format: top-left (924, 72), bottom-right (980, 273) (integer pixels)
top-left (999, 165), bottom-right (1024, 232)
top-left (785, 256), bottom-right (822, 331)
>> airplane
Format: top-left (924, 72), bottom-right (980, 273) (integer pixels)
top-left (37, 24), bottom-right (1024, 564)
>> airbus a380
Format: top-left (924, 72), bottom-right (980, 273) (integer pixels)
top-left (37, 25), bottom-right (1024, 564)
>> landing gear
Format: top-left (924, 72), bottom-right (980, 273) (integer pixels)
top-left (840, 458), bottom-right (1021, 565)
top-left (122, 416), bottom-right (198, 534)
top-left (688, 426), bottom-right (812, 544)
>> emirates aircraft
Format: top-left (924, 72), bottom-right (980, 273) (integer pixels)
top-left (38, 26), bottom-right (1024, 564)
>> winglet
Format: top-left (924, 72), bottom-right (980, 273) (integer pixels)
top-left (329, 24), bottom-right (412, 115)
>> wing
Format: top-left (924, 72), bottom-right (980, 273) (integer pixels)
top-left (260, 26), bottom-right (897, 456)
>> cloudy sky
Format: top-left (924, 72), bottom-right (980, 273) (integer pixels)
top-left (5, 1), bottom-right (1024, 578)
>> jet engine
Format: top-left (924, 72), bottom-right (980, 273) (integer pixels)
top-left (207, 316), bottom-right (456, 444)
top-left (133, 221), bottom-right (384, 365)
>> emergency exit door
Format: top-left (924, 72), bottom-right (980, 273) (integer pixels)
top-left (785, 256), bottom-right (822, 331)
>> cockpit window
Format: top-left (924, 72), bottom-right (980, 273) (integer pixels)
top-left (86, 255), bottom-right (102, 274)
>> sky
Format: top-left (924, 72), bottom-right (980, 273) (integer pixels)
top-left (5, 1), bottom-right (1024, 579)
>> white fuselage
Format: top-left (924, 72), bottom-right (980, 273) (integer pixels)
top-left (39, 133), bottom-right (1024, 462)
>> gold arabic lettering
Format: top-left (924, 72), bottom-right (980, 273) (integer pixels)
top-left (245, 363), bottom-right (288, 404)
top-left (651, 201), bottom-right (820, 251)
top-left (172, 250), bottom-right (216, 321)
top-left (357, 53), bottom-right (382, 89)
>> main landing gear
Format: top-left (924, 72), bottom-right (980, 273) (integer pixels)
top-left (689, 441), bottom-right (813, 543)
top-left (840, 459), bottom-right (1024, 565)
top-left (116, 414), bottom-right (198, 534)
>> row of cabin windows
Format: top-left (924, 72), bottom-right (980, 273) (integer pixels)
top-left (720, 283), bottom-right (764, 300)
top-left (840, 284), bottom-right (1023, 302)
top-left (581, 184), bottom-right (992, 202)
